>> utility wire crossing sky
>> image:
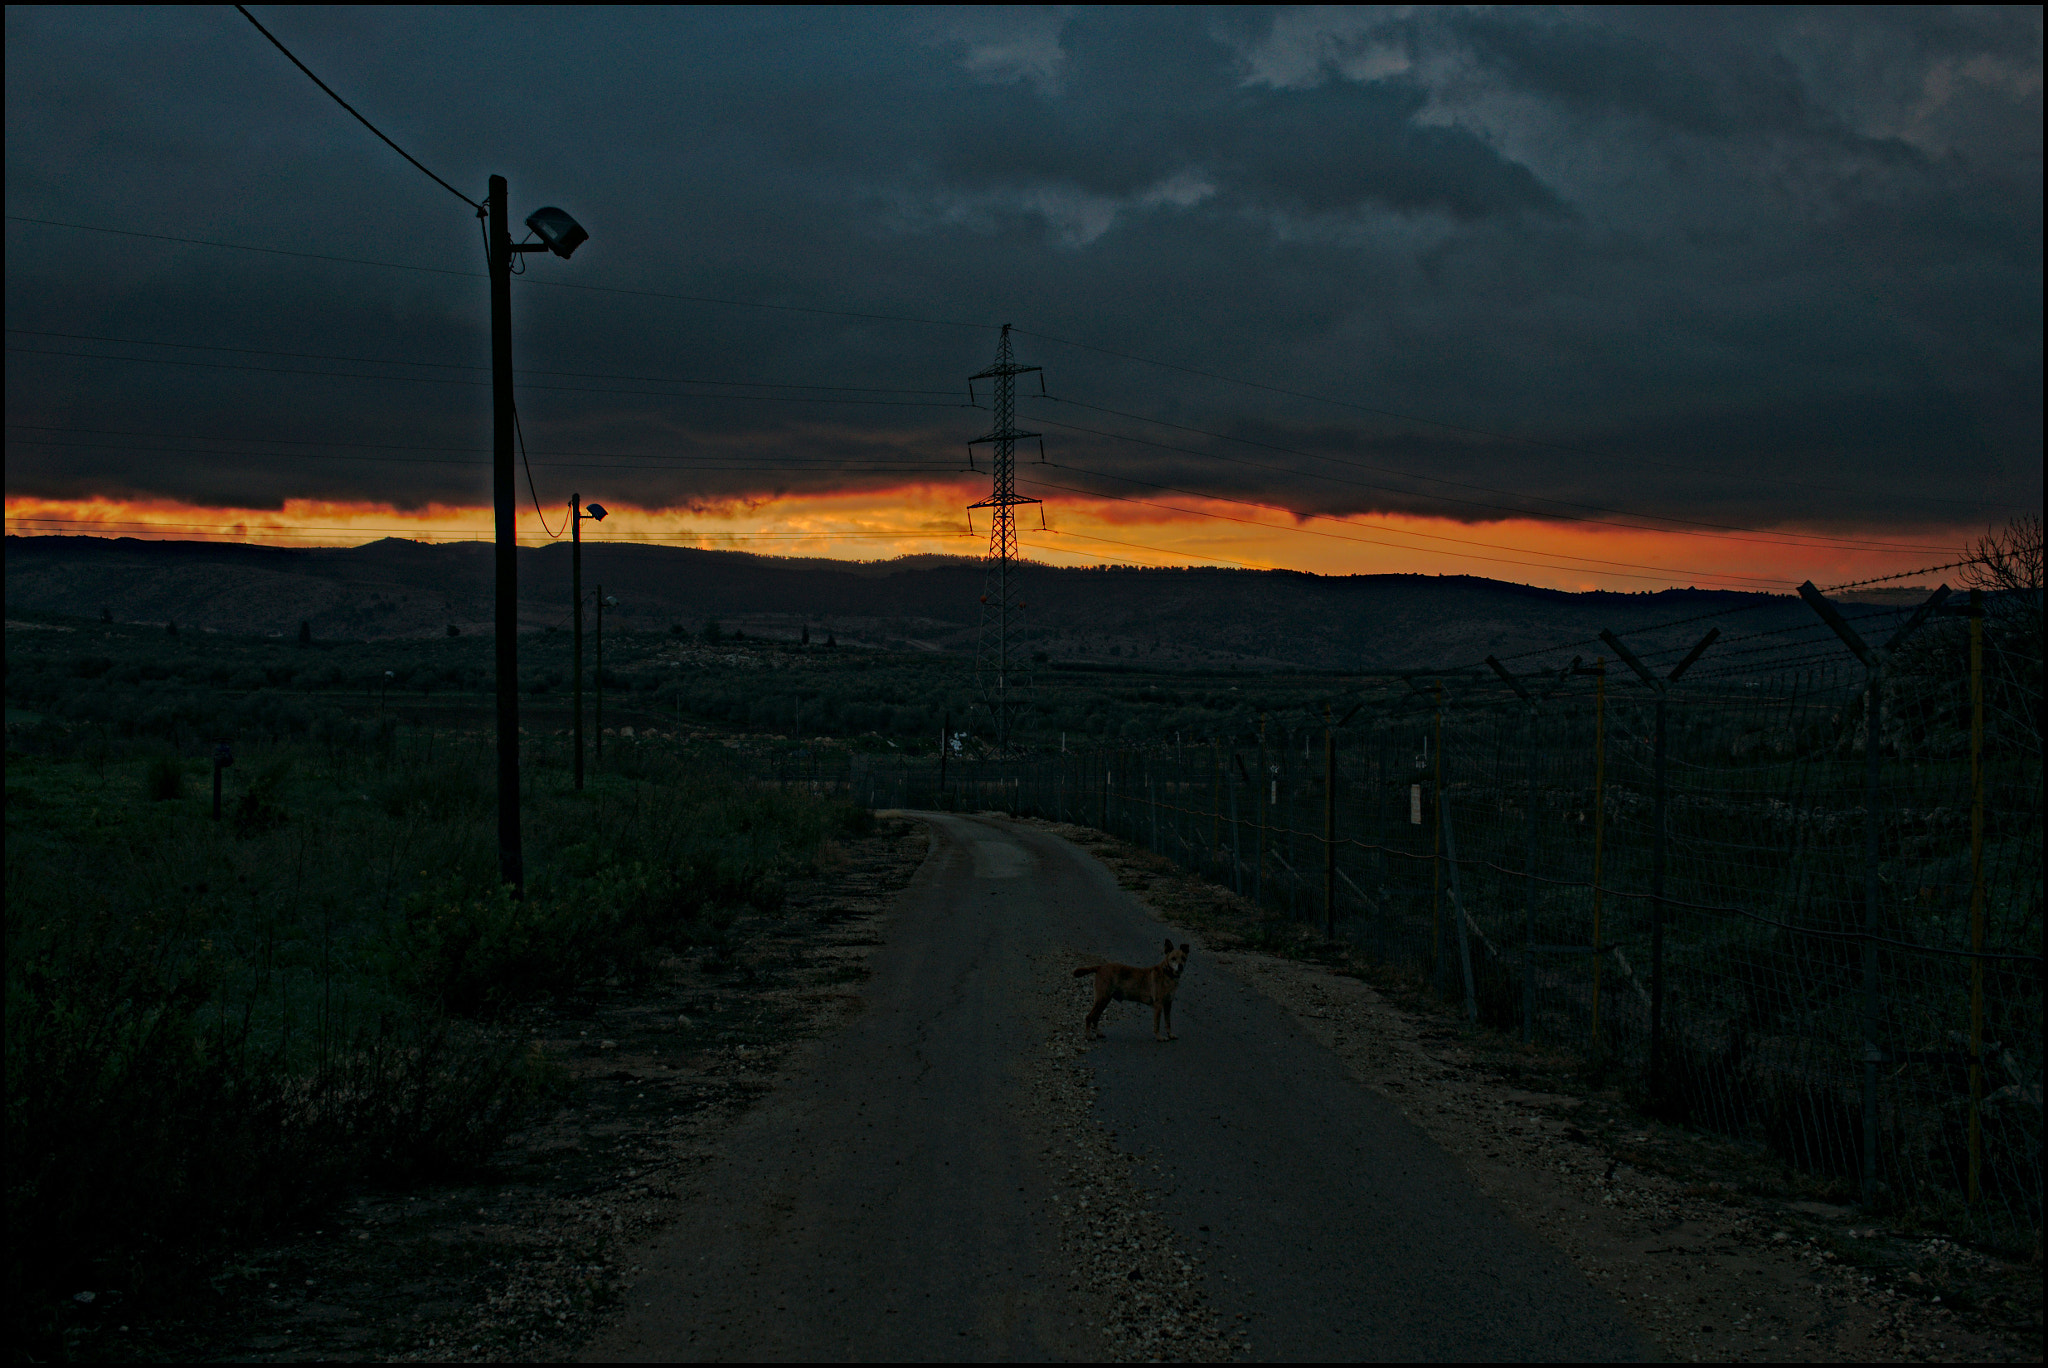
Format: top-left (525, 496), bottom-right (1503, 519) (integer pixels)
top-left (4, 6), bottom-right (2039, 589)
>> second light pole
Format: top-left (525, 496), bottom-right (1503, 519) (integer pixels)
top-left (488, 177), bottom-right (588, 891)
top-left (571, 494), bottom-right (608, 790)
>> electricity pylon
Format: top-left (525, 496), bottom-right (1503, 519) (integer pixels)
top-left (967, 324), bottom-right (1042, 755)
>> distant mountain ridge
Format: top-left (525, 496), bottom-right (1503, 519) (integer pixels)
top-left (5, 534), bottom-right (1862, 671)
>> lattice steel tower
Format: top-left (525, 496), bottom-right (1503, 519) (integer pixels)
top-left (967, 324), bottom-right (1042, 754)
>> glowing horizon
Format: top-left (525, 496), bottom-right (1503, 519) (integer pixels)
top-left (3, 486), bottom-right (1974, 594)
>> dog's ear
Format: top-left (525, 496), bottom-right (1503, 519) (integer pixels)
top-left (1181, 943), bottom-right (1191, 955)
top-left (1162, 937), bottom-right (1173, 955)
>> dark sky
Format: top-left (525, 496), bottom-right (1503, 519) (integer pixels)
top-left (5, 5), bottom-right (2040, 543)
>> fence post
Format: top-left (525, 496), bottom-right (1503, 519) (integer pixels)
top-left (1600, 626), bottom-right (1711, 1096)
top-left (1432, 685), bottom-right (1445, 993)
top-left (1968, 589), bottom-right (1985, 1208)
top-left (1650, 694), bottom-right (1667, 1088)
top-left (1257, 716), bottom-right (1268, 911)
top-left (1487, 656), bottom-right (1540, 1043)
top-left (1441, 790), bottom-right (1479, 1022)
top-left (1324, 705), bottom-right (1337, 941)
top-left (1211, 744), bottom-right (1221, 879)
top-left (1149, 764), bottom-right (1159, 852)
top-left (1525, 705), bottom-right (1538, 1043)
top-left (1796, 580), bottom-right (1885, 1205)
top-left (1590, 660), bottom-right (1608, 1052)
top-left (1100, 749), bottom-right (1109, 833)
top-left (1229, 753), bottom-right (1243, 895)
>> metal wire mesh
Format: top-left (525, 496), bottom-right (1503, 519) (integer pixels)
top-left (839, 590), bottom-right (2043, 1251)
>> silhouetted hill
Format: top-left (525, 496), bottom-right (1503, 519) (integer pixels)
top-left (6, 534), bottom-right (1831, 670)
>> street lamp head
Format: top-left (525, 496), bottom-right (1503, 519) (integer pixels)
top-left (585, 501), bottom-right (608, 522)
top-left (524, 206), bottom-right (588, 259)
top-left (604, 595), bottom-right (618, 607)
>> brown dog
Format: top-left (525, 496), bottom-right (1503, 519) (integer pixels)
top-left (1074, 939), bottom-right (1190, 1041)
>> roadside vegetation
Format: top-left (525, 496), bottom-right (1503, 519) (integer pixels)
top-left (0, 609), bottom-right (1361, 761)
top-left (3, 634), bottom-right (868, 1348)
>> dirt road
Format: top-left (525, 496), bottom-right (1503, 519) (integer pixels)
top-left (586, 813), bottom-right (1645, 1361)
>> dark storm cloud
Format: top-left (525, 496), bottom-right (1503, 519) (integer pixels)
top-left (4, 5), bottom-right (2039, 531)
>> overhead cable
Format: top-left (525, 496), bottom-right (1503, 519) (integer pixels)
top-left (1013, 327), bottom-right (2006, 509)
top-left (5, 345), bottom-right (968, 408)
top-left (1022, 465), bottom-right (1802, 588)
top-left (4, 216), bottom-right (990, 332)
top-left (3, 329), bottom-right (959, 394)
top-left (233, 6), bottom-right (480, 210)
top-left (1032, 397), bottom-right (1958, 553)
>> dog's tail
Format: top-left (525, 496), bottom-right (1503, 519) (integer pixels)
top-left (1072, 965), bottom-right (1100, 977)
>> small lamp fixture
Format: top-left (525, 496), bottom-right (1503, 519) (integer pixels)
top-left (585, 502), bottom-right (608, 522)
top-left (524, 206), bottom-right (589, 259)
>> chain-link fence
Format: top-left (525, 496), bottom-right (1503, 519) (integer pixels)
top-left (843, 588), bottom-right (2042, 1252)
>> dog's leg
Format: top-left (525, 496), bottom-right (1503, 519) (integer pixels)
top-left (1085, 986), bottom-right (1111, 1040)
top-left (1153, 999), bottom-right (1165, 1041)
top-left (1162, 997), bottom-right (1175, 1041)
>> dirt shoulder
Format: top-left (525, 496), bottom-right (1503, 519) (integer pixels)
top-left (1021, 818), bottom-right (2044, 1366)
top-left (69, 817), bottom-right (928, 1364)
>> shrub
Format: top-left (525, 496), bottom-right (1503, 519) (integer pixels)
top-left (230, 758), bottom-right (293, 837)
top-left (145, 755), bottom-right (184, 801)
top-left (4, 909), bottom-right (549, 1309)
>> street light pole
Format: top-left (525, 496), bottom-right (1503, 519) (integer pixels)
top-left (490, 174), bottom-right (522, 893)
top-left (568, 499), bottom-right (608, 791)
top-left (573, 492), bottom-right (585, 791)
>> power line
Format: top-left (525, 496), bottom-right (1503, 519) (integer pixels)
top-left (1013, 326), bottom-right (2009, 510)
top-left (5, 414), bottom-right (1960, 590)
top-left (1024, 529), bottom-right (1260, 570)
top-left (5, 214), bottom-right (486, 275)
top-left (7, 516), bottom-right (972, 543)
top-left (5, 418), bottom-right (1934, 587)
top-left (514, 407), bottom-right (560, 539)
top-left (233, 6), bottom-right (480, 210)
top-left (1032, 397), bottom-right (1961, 553)
top-left (3, 329), bottom-right (961, 394)
top-left (5, 423), bottom-right (957, 464)
top-left (8, 216), bottom-right (2028, 526)
top-left (1017, 472), bottom-right (1780, 589)
top-left (23, 319), bottom-right (1944, 551)
top-left (1020, 466), bottom-right (1830, 589)
top-left (1448, 556), bottom-right (1976, 673)
top-left (6, 435), bottom-right (948, 474)
top-left (16, 213), bottom-right (2020, 531)
top-left (4, 345), bottom-right (970, 408)
top-left (4, 215), bottom-right (991, 332)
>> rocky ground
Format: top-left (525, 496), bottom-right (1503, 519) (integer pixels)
top-left (58, 818), bottom-right (927, 1364)
top-left (1029, 818), bottom-right (2044, 1365)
